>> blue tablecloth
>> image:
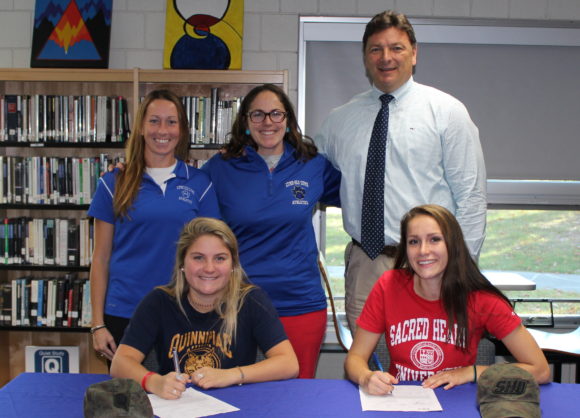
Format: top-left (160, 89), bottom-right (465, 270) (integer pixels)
top-left (1, 372), bottom-right (579, 417)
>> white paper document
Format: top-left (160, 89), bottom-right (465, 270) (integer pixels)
top-left (148, 387), bottom-right (239, 418)
top-left (359, 385), bottom-right (443, 412)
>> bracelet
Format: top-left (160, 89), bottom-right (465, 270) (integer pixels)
top-left (90, 325), bottom-right (107, 335)
top-left (237, 366), bottom-right (245, 386)
top-left (141, 371), bottom-right (156, 392)
top-left (473, 365), bottom-right (477, 383)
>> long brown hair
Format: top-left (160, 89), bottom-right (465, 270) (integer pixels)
top-left (160, 217), bottom-right (254, 340)
top-left (221, 84), bottom-right (317, 161)
top-left (394, 204), bottom-right (510, 351)
top-left (113, 89), bottom-right (190, 219)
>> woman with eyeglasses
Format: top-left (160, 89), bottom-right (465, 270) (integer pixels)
top-left (202, 84), bottom-right (341, 378)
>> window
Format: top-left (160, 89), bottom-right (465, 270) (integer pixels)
top-left (323, 207), bottom-right (349, 313)
top-left (324, 207), bottom-right (580, 322)
top-left (302, 17), bottom-right (580, 328)
top-left (483, 209), bottom-right (580, 325)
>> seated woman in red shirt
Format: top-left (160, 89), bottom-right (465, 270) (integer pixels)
top-left (345, 204), bottom-right (549, 395)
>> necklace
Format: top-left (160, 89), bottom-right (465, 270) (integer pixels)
top-left (188, 294), bottom-right (215, 310)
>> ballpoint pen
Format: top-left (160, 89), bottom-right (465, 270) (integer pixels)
top-left (172, 348), bottom-right (182, 380)
top-left (372, 352), bottom-right (384, 372)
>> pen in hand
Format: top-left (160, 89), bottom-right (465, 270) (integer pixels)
top-left (173, 348), bottom-right (184, 381)
top-left (372, 352), bottom-right (384, 372)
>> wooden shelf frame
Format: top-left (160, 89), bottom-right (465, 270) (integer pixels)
top-left (0, 66), bottom-right (288, 387)
top-left (0, 67), bottom-right (288, 121)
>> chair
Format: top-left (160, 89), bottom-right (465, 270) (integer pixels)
top-left (475, 337), bottom-right (497, 365)
top-left (319, 252), bottom-right (389, 371)
top-left (527, 327), bottom-right (580, 383)
top-left (373, 334), bottom-right (496, 371)
top-left (319, 252), bottom-right (352, 352)
top-left (491, 327), bottom-right (580, 383)
top-left (142, 349), bottom-right (159, 373)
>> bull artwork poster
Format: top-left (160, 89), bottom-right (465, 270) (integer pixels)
top-left (163, 0), bottom-right (244, 70)
top-left (30, 0), bottom-right (113, 68)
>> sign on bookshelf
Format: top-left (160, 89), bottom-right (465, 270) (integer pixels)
top-left (25, 346), bottom-right (80, 373)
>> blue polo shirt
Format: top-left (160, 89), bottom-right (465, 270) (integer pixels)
top-left (202, 143), bottom-right (340, 316)
top-left (88, 159), bottom-right (220, 318)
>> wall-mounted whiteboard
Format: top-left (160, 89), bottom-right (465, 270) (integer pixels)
top-left (298, 17), bottom-right (580, 205)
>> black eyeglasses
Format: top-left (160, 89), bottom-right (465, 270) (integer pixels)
top-left (247, 110), bottom-right (287, 123)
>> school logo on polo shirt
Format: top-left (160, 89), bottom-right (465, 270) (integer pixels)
top-left (285, 179), bottom-right (310, 205)
top-left (177, 185), bottom-right (195, 204)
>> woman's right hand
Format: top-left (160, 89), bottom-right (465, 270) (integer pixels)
top-left (148, 372), bottom-right (191, 400)
top-left (360, 370), bottom-right (399, 396)
top-left (92, 327), bottom-right (117, 360)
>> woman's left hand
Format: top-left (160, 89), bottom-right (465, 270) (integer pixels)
top-left (191, 366), bottom-right (239, 389)
top-left (422, 366), bottom-right (474, 390)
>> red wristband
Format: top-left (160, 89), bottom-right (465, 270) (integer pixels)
top-left (141, 371), bottom-right (156, 392)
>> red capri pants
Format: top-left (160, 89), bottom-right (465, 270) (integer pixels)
top-left (279, 308), bottom-right (327, 379)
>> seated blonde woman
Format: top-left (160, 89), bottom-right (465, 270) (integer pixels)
top-left (111, 217), bottom-right (298, 399)
top-left (345, 204), bottom-right (549, 395)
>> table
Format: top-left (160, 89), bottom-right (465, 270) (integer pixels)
top-left (1, 373), bottom-right (579, 417)
top-left (483, 271), bottom-right (537, 291)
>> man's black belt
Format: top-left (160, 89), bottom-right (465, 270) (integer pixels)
top-left (352, 239), bottom-right (398, 258)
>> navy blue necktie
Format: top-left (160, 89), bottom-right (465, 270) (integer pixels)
top-left (361, 94), bottom-right (394, 260)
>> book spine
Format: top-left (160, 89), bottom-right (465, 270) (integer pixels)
top-left (7, 219), bottom-right (14, 264)
top-left (66, 283), bottom-right (74, 327)
top-left (22, 278), bottom-right (30, 326)
top-left (0, 156), bottom-right (5, 203)
top-left (58, 218), bottom-right (68, 266)
top-left (5, 95), bottom-right (18, 141)
top-left (0, 95), bottom-right (5, 142)
top-left (82, 158), bottom-right (90, 204)
top-left (41, 278), bottom-right (49, 326)
top-left (54, 278), bottom-right (62, 327)
top-left (44, 218), bottom-right (55, 265)
top-left (11, 279), bottom-right (19, 325)
top-left (3, 218), bottom-right (7, 264)
top-left (36, 278), bottom-right (44, 326)
top-left (71, 279), bottom-right (80, 327)
top-left (0, 283), bottom-right (12, 325)
top-left (67, 221), bottom-right (79, 266)
top-left (122, 98), bottom-right (130, 141)
top-left (46, 279), bottom-right (53, 327)
top-left (210, 88), bottom-right (219, 143)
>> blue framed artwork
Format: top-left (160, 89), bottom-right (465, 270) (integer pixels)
top-left (30, 0), bottom-right (113, 68)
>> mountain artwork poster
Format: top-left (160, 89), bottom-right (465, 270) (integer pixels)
top-left (30, 0), bottom-right (113, 68)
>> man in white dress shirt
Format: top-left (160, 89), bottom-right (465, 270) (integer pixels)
top-left (315, 10), bottom-right (487, 332)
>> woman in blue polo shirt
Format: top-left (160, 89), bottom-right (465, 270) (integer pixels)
top-left (89, 89), bottom-right (220, 361)
top-left (202, 84), bottom-right (341, 378)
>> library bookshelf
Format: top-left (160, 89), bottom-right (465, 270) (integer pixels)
top-left (0, 67), bottom-right (288, 386)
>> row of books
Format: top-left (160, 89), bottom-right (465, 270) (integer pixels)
top-left (0, 91), bottom-right (242, 146)
top-left (179, 90), bottom-right (241, 145)
top-left (0, 274), bottom-right (91, 328)
top-left (2, 217), bottom-right (94, 267)
top-left (0, 94), bottom-right (130, 143)
top-left (0, 154), bottom-right (124, 205)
